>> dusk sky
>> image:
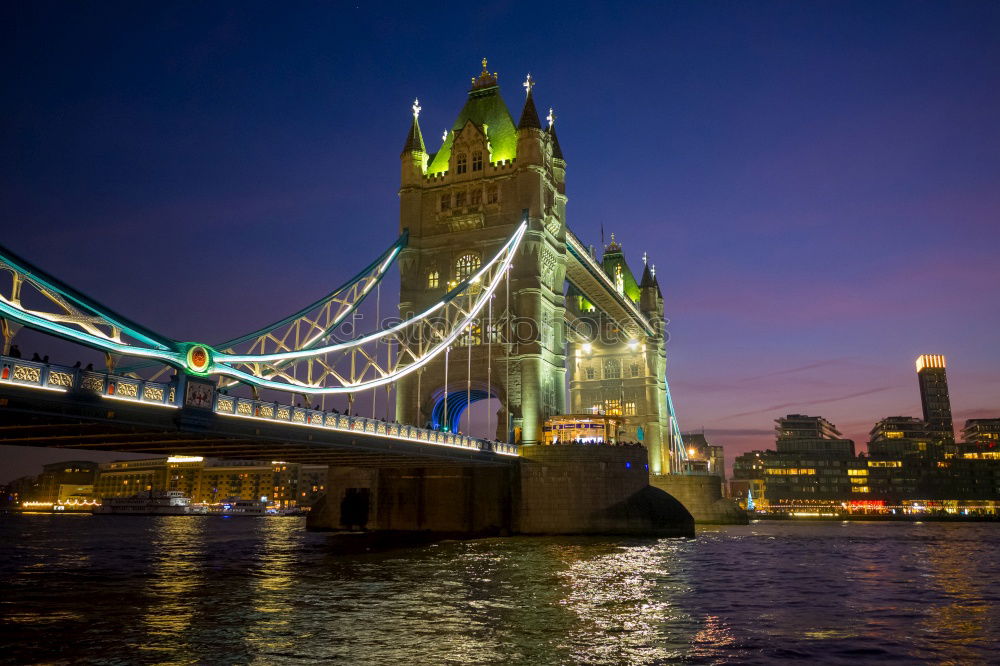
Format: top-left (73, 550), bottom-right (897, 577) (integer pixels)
top-left (3, 1), bottom-right (999, 480)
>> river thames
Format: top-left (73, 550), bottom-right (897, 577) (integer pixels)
top-left (1, 516), bottom-right (998, 664)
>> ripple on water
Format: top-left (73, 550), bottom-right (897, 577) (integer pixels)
top-left (2, 516), bottom-right (1000, 664)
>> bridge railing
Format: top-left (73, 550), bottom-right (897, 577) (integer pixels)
top-left (0, 354), bottom-right (519, 457)
top-left (209, 392), bottom-right (518, 456)
top-left (0, 355), bottom-right (177, 407)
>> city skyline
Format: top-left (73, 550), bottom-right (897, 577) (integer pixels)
top-left (4, 2), bottom-right (999, 478)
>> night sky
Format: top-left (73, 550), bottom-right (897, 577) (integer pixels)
top-left (3, 1), bottom-right (999, 481)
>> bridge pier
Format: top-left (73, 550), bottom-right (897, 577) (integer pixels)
top-left (307, 445), bottom-right (694, 538)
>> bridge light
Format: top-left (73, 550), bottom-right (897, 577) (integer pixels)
top-left (582, 342), bottom-right (592, 354)
top-left (627, 339), bottom-right (638, 351)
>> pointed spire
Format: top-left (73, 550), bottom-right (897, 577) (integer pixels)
top-left (547, 106), bottom-right (564, 158)
top-left (518, 73), bottom-right (542, 129)
top-left (640, 263), bottom-right (654, 289)
top-left (401, 98), bottom-right (425, 156)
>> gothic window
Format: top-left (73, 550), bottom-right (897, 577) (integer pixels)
top-left (455, 253), bottom-right (481, 281)
top-left (624, 402), bottom-right (637, 416)
top-left (455, 191), bottom-right (466, 207)
top-left (427, 271), bottom-right (439, 289)
top-left (630, 363), bottom-right (641, 378)
top-left (456, 153), bottom-right (468, 174)
top-left (604, 399), bottom-right (622, 416)
top-left (471, 188), bottom-right (482, 205)
top-left (585, 367), bottom-right (596, 380)
top-left (441, 194), bottom-right (451, 210)
top-left (487, 185), bottom-right (498, 204)
top-left (472, 151), bottom-right (483, 171)
top-left (604, 359), bottom-right (621, 379)
top-left (614, 265), bottom-right (624, 295)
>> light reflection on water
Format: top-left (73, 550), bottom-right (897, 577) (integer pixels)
top-left (1, 516), bottom-right (999, 664)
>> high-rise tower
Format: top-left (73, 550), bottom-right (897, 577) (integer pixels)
top-left (916, 354), bottom-right (954, 447)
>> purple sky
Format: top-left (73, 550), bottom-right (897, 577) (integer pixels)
top-left (3, 1), bottom-right (999, 481)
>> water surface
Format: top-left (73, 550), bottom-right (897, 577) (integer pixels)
top-left (1, 515), bottom-right (998, 664)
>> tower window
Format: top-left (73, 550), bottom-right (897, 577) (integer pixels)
top-left (471, 188), bottom-right (482, 205)
top-left (455, 191), bottom-right (466, 207)
top-left (427, 271), bottom-right (439, 288)
top-left (625, 402), bottom-right (637, 416)
top-left (455, 253), bottom-right (481, 281)
top-left (487, 186), bottom-right (498, 204)
top-left (456, 153), bottom-right (468, 174)
top-left (630, 363), bottom-right (641, 378)
top-left (604, 359), bottom-right (621, 379)
top-left (441, 194), bottom-right (451, 210)
top-left (585, 367), bottom-right (596, 380)
top-left (472, 151), bottom-right (483, 171)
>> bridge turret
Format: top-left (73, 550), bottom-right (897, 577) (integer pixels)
top-left (400, 98), bottom-right (427, 186)
top-left (640, 261), bottom-right (665, 332)
top-left (547, 109), bottom-right (566, 195)
top-left (516, 74), bottom-right (546, 168)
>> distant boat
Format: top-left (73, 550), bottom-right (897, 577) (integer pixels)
top-left (94, 491), bottom-right (207, 516)
top-left (218, 499), bottom-right (267, 517)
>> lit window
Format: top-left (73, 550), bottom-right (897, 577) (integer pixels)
top-left (614, 265), bottom-right (624, 295)
top-left (624, 402), bottom-right (637, 416)
top-left (604, 399), bottom-right (622, 415)
top-left (604, 359), bottom-right (621, 379)
top-left (471, 188), bottom-right (482, 205)
top-left (487, 186), bottom-right (498, 204)
top-left (455, 253), bottom-right (481, 281)
top-left (456, 153), bottom-right (467, 174)
top-left (441, 194), bottom-right (451, 210)
top-left (472, 151), bottom-right (483, 171)
top-left (427, 271), bottom-right (439, 288)
top-left (455, 191), bottom-right (466, 207)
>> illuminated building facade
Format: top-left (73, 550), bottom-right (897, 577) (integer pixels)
top-left (960, 419), bottom-right (1000, 459)
top-left (916, 354), bottom-right (954, 449)
top-left (542, 414), bottom-right (623, 444)
top-left (681, 433), bottom-right (726, 480)
top-left (392, 60), bottom-right (678, 472)
top-left (95, 457), bottom-right (327, 507)
top-left (34, 460), bottom-right (98, 503)
top-left (567, 241), bottom-right (670, 453)
top-left (868, 416), bottom-right (931, 458)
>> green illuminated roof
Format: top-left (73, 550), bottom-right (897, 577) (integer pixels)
top-left (602, 246), bottom-right (642, 304)
top-left (427, 84), bottom-right (518, 174)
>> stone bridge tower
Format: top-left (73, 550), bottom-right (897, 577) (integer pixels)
top-left (395, 61), bottom-right (567, 444)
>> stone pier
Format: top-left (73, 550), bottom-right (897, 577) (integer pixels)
top-left (308, 445), bottom-right (694, 537)
top-left (650, 474), bottom-right (747, 525)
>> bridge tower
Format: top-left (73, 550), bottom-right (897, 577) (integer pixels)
top-left (395, 61), bottom-right (567, 444)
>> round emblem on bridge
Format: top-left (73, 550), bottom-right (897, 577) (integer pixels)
top-left (186, 345), bottom-right (211, 374)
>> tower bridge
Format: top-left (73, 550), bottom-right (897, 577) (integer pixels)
top-left (1, 60), bottom-right (742, 533)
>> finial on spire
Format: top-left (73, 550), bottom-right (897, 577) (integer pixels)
top-left (642, 251), bottom-right (648, 265)
top-left (471, 57), bottom-right (499, 90)
top-left (651, 264), bottom-right (656, 277)
top-left (412, 98), bottom-right (421, 119)
top-left (442, 129), bottom-right (448, 142)
top-left (610, 232), bottom-right (616, 243)
top-left (523, 73), bottom-right (534, 97)
top-left (547, 108), bottom-right (555, 128)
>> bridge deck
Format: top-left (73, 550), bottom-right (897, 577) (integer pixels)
top-left (0, 356), bottom-right (517, 467)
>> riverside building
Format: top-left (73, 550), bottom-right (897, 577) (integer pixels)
top-left (731, 356), bottom-right (1000, 515)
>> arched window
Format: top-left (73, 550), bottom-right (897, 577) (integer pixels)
top-left (585, 367), bottom-right (596, 380)
top-left (487, 186), bottom-right (499, 204)
top-left (456, 153), bottom-right (468, 174)
top-left (455, 253), bottom-right (481, 281)
top-left (604, 359), bottom-right (621, 379)
top-left (630, 363), bottom-right (641, 378)
top-left (427, 271), bottom-right (439, 288)
top-left (472, 151), bottom-right (483, 171)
